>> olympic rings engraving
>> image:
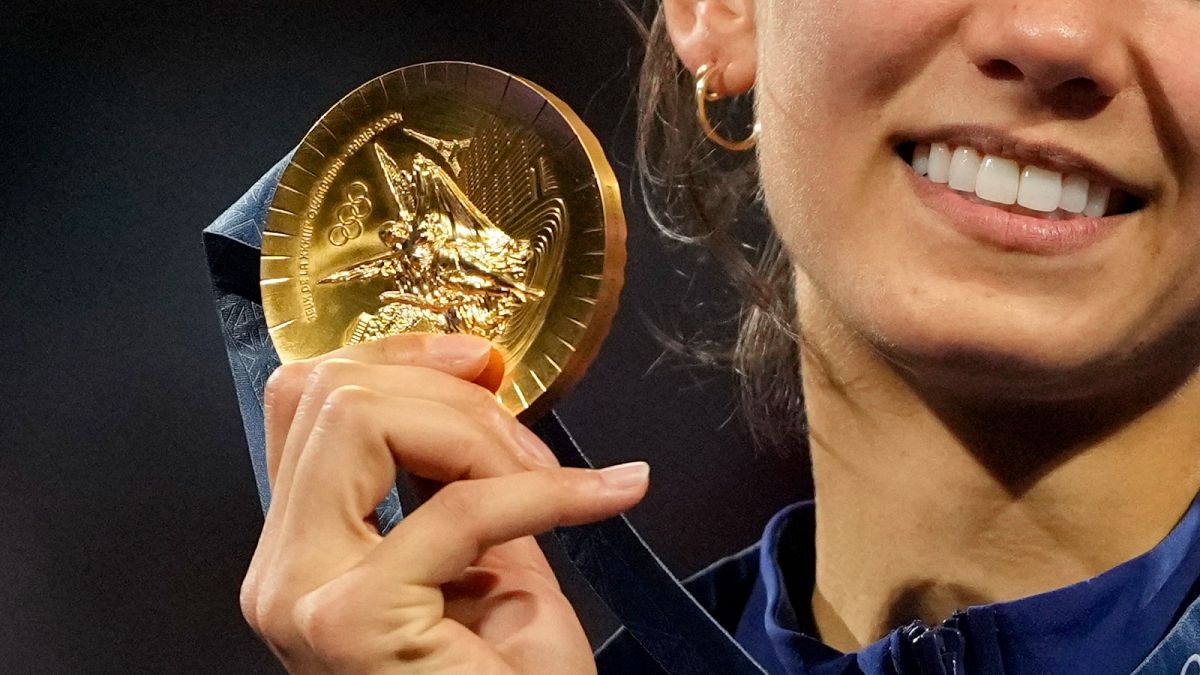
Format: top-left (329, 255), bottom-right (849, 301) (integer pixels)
top-left (329, 181), bottom-right (372, 247)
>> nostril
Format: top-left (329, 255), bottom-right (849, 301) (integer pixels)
top-left (1044, 77), bottom-right (1110, 119)
top-left (1062, 77), bottom-right (1093, 88)
top-left (979, 59), bottom-right (1023, 81)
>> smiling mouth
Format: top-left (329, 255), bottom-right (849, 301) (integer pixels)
top-left (896, 141), bottom-right (1144, 220)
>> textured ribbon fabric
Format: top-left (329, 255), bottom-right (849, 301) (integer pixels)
top-left (203, 154), bottom-right (767, 674)
top-left (1132, 593), bottom-right (1200, 675)
top-left (532, 414), bottom-right (768, 674)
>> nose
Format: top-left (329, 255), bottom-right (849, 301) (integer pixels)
top-left (960, 0), bottom-right (1133, 109)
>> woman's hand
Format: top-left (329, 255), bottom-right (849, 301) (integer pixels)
top-left (240, 333), bottom-right (650, 674)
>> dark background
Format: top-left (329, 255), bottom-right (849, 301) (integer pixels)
top-left (0, 1), bottom-right (812, 671)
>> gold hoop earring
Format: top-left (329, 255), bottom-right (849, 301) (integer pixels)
top-left (695, 63), bottom-right (761, 152)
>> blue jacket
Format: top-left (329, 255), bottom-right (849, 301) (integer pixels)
top-left (205, 156), bottom-right (1200, 675)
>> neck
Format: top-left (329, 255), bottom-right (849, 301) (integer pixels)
top-left (797, 285), bottom-right (1200, 652)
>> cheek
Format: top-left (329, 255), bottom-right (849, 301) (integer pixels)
top-left (1147, 7), bottom-right (1200, 153)
top-left (759, 0), bottom-right (960, 121)
top-left (1144, 7), bottom-right (1200, 220)
top-left (756, 0), bottom-right (962, 258)
top-left (1130, 6), bottom-right (1200, 326)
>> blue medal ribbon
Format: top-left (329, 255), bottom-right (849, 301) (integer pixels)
top-left (203, 153), bottom-right (766, 675)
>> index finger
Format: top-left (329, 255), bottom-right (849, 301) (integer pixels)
top-left (366, 464), bottom-right (651, 586)
top-left (263, 333), bottom-right (497, 490)
top-left (329, 333), bottom-right (499, 381)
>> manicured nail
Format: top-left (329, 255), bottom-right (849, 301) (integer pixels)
top-left (511, 423), bottom-right (559, 468)
top-left (429, 333), bottom-right (492, 365)
top-left (598, 461), bottom-right (650, 491)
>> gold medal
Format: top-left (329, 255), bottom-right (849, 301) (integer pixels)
top-left (260, 62), bottom-right (626, 421)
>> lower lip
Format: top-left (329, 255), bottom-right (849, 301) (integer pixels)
top-left (905, 166), bottom-right (1125, 256)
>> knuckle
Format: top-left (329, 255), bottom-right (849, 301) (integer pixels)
top-left (546, 469), bottom-right (577, 499)
top-left (265, 362), bottom-right (310, 409)
top-left (253, 584), bottom-right (297, 645)
top-left (306, 358), bottom-right (357, 394)
top-left (536, 470), bottom-right (580, 515)
top-left (382, 333), bottom-right (426, 363)
top-left (293, 586), bottom-right (371, 668)
top-left (430, 482), bottom-right (480, 529)
top-left (319, 385), bottom-right (375, 425)
top-left (452, 424), bottom-right (493, 466)
top-left (465, 385), bottom-right (506, 423)
top-left (239, 574), bottom-right (261, 634)
top-left (389, 363), bottom-right (430, 388)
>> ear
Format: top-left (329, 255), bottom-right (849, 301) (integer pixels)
top-left (663, 0), bottom-right (757, 96)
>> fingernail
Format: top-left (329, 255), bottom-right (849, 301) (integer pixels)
top-left (597, 461), bottom-right (650, 491)
top-left (512, 423), bottom-right (559, 468)
top-left (429, 333), bottom-right (492, 366)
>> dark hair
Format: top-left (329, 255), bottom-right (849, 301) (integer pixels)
top-left (627, 3), bottom-right (807, 454)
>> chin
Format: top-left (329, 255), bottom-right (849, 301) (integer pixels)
top-left (844, 283), bottom-right (1153, 403)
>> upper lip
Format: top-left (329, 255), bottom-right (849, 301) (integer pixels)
top-left (893, 124), bottom-right (1155, 202)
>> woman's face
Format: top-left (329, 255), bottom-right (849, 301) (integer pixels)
top-left (751, 1), bottom-right (1200, 400)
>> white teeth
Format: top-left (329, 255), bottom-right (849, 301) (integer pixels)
top-left (908, 141), bottom-right (1122, 218)
top-left (928, 142), bottom-right (952, 183)
top-left (912, 143), bottom-right (930, 177)
top-left (948, 147), bottom-right (982, 192)
top-left (1017, 166), bottom-right (1063, 213)
top-left (1083, 183), bottom-right (1111, 218)
top-left (1059, 174), bottom-right (1090, 214)
top-left (975, 156), bottom-right (1020, 205)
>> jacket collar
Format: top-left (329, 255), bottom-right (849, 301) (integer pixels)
top-left (739, 491), bottom-right (1200, 674)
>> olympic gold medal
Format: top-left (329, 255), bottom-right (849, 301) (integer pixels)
top-left (260, 62), bottom-right (626, 421)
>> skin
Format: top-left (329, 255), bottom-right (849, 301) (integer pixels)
top-left (247, 0), bottom-right (1200, 669)
top-left (242, 333), bottom-right (649, 673)
top-left (666, 0), bottom-right (1200, 653)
